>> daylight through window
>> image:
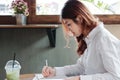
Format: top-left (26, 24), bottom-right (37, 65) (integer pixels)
top-left (0, 0), bottom-right (120, 15)
top-left (36, 0), bottom-right (120, 15)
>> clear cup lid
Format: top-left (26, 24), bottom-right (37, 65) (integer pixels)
top-left (5, 60), bottom-right (21, 70)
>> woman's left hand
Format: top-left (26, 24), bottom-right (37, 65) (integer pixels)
top-left (64, 76), bottom-right (80, 80)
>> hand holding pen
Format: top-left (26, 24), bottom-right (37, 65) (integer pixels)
top-left (42, 59), bottom-right (56, 77)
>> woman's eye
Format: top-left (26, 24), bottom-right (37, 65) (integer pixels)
top-left (67, 24), bottom-right (71, 27)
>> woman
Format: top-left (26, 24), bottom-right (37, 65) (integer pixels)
top-left (42, 0), bottom-right (120, 80)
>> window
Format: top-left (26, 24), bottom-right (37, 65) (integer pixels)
top-left (82, 0), bottom-right (120, 15)
top-left (0, 0), bottom-right (13, 15)
top-left (0, 0), bottom-right (120, 24)
top-left (36, 0), bottom-right (120, 15)
top-left (36, 0), bottom-right (66, 15)
top-left (1, 0), bottom-right (120, 15)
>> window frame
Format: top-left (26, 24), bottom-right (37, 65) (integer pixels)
top-left (0, 0), bottom-right (120, 24)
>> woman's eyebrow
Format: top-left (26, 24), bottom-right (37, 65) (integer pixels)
top-left (64, 21), bottom-right (68, 24)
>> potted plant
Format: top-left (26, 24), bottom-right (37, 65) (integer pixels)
top-left (11, 0), bottom-right (29, 25)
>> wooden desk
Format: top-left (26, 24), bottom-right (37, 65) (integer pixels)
top-left (20, 74), bottom-right (35, 80)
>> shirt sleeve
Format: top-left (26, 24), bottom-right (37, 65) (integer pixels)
top-left (55, 58), bottom-right (85, 76)
top-left (81, 34), bottom-right (120, 80)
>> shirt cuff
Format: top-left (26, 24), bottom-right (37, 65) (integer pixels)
top-left (80, 75), bottom-right (92, 80)
top-left (55, 67), bottom-right (65, 76)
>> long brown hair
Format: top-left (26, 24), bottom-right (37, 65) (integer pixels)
top-left (61, 0), bottom-right (98, 56)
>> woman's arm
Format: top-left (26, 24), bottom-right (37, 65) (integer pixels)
top-left (55, 58), bottom-right (85, 76)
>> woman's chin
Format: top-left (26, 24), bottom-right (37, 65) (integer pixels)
top-left (75, 34), bottom-right (81, 37)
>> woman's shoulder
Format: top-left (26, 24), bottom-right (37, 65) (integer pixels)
top-left (96, 25), bottom-right (120, 46)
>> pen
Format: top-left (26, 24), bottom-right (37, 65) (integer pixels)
top-left (45, 59), bottom-right (48, 66)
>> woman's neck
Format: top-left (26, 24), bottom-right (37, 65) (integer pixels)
top-left (82, 22), bottom-right (99, 38)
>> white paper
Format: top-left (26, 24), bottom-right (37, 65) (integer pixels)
top-left (33, 74), bottom-right (64, 80)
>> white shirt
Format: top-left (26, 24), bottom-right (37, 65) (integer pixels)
top-left (55, 22), bottom-right (120, 80)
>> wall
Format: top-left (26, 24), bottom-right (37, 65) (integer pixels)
top-left (0, 24), bottom-right (120, 79)
top-left (0, 26), bottom-right (78, 79)
top-left (105, 24), bottom-right (120, 39)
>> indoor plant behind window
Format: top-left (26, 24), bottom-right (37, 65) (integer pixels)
top-left (11, 0), bottom-right (29, 25)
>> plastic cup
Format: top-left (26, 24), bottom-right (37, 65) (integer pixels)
top-left (5, 60), bottom-right (21, 80)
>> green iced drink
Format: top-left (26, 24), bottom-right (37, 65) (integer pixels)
top-left (5, 60), bottom-right (21, 80)
top-left (6, 70), bottom-right (20, 80)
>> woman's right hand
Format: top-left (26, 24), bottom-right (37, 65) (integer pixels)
top-left (42, 66), bottom-right (56, 78)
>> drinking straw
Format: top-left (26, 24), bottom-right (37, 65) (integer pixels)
top-left (12, 52), bottom-right (16, 68)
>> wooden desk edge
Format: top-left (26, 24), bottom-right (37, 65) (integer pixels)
top-left (20, 74), bottom-right (35, 79)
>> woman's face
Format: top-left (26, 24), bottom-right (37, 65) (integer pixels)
top-left (63, 19), bottom-right (82, 37)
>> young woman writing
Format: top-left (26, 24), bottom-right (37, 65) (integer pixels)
top-left (42, 0), bottom-right (120, 80)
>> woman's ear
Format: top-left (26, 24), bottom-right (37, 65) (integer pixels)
top-left (76, 16), bottom-right (83, 23)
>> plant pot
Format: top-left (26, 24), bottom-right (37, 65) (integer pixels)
top-left (16, 14), bottom-right (26, 25)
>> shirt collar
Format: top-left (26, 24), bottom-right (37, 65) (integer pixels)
top-left (84, 22), bottom-right (104, 45)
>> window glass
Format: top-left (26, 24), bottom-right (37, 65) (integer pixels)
top-left (36, 0), bottom-right (66, 15)
top-left (82, 0), bottom-right (120, 14)
top-left (0, 0), bottom-right (13, 15)
top-left (36, 0), bottom-right (120, 15)
top-left (0, 0), bottom-right (120, 15)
